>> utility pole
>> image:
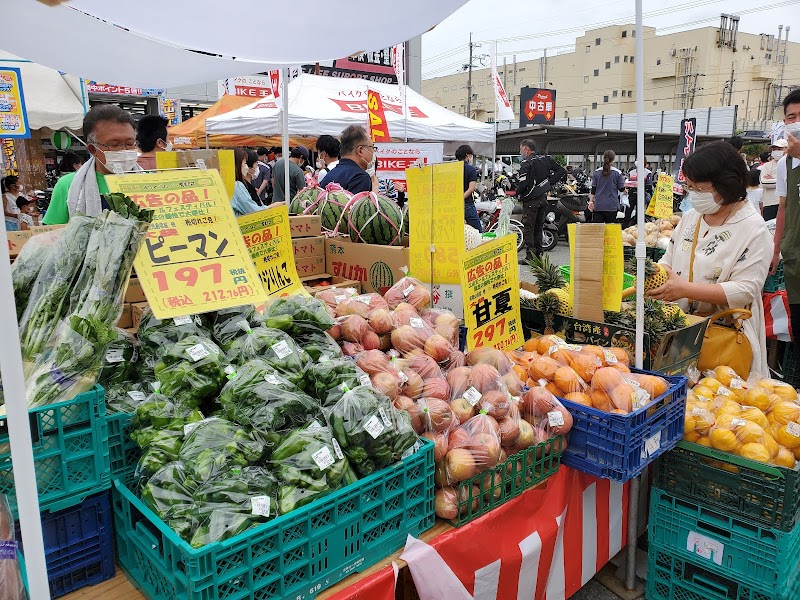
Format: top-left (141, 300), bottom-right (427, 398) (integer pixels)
top-left (728, 65), bottom-right (735, 106)
top-left (467, 33), bottom-right (474, 118)
top-left (689, 72), bottom-right (704, 109)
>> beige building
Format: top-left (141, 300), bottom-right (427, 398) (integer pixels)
top-left (422, 17), bottom-right (800, 131)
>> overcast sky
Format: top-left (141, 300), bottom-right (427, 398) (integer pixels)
top-left (421, 0), bottom-right (800, 79)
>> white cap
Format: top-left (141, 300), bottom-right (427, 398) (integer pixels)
top-left (773, 138), bottom-right (789, 148)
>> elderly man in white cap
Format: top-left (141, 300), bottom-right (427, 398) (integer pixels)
top-left (760, 138), bottom-right (788, 220)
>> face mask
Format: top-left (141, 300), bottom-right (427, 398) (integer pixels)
top-left (316, 158), bottom-right (324, 169)
top-left (773, 150), bottom-right (785, 160)
top-left (101, 150), bottom-right (139, 174)
top-left (366, 160), bottom-right (376, 177)
top-left (161, 141), bottom-right (173, 152)
top-left (688, 190), bottom-right (721, 214)
top-left (241, 164), bottom-right (250, 179)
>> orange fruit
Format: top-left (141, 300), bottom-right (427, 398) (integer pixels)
top-left (564, 392), bottom-right (592, 406)
top-left (698, 377), bottom-right (722, 394)
top-left (773, 383), bottom-right (799, 402)
top-left (745, 387), bottom-right (771, 412)
top-left (696, 436), bottom-right (712, 447)
top-left (775, 447), bottom-right (797, 468)
top-left (758, 379), bottom-right (777, 394)
top-left (763, 433), bottom-right (780, 459)
top-left (775, 424), bottom-right (800, 449)
top-left (608, 347), bottom-right (630, 366)
top-left (740, 442), bottom-right (771, 463)
top-left (740, 407), bottom-right (770, 430)
top-left (714, 366), bottom-right (738, 387)
top-left (769, 402), bottom-right (800, 426)
top-left (693, 386), bottom-right (714, 401)
top-left (684, 416), bottom-right (698, 436)
top-left (710, 428), bottom-right (738, 452)
top-left (684, 430), bottom-right (701, 443)
top-left (523, 338), bottom-right (540, 353)
top-left (736, 421), bottom-right (766, 445)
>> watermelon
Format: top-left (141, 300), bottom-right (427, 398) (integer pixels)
top-left (289, 185), bottom-right (321, 215)
top-left (319, 183), bottom-right (353, 234)
top-left (347, 192), bottom-right (404, 246)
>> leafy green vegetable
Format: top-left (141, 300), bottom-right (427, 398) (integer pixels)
top-left (224, 327), bottom-right (310, 387)
top-left (11, 227), bottom-right (61, 321)
top-left (262, 294), bottom-right (334, 336)
top-left (137, 311), bottom-right (211, 369)
top-left (210, 305), bottom-right (265, 351)
top-left (294, 331), bottom-right (342, 362)
top-left (99, 328), bottom-right (139, 388)
top-left (178, 418), bottom-right (264, 482)
top-left (141, 461), bottom-right (197, 517)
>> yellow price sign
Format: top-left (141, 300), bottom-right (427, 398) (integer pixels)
top-left (602, 225), bottom-right (624, 310)
top-left (646, 174), bottom-right (674, 219)
top-left (238, 205), bottom-right (306, 298)
top-left (407, 162), bottom-right (465, 284)
top-left (106, 169), bottom-right (267, 318)
top-left (460, 235), bottom-right (523, 351)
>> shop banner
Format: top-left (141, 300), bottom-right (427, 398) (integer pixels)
top-left (159, 97), bottom-right (181, 126)
top-left (1, 138), bottom-right (18, 175)
top-left (218, 75), bottom-right (275, 99)
top-left (491, 44), bottom-right (515, 122)
top-left (376, 142), bottom-right (443, 186)
top-left (0, 68), bottom-right (30, 139)
top-left (460, 235), bottom-right (522, 351)
top-left (85, 82), bottom-right (163, 97)
top-left (672, 118), bottom-right (697, 192)
top-left (367, 88), bottom-right (391, 143)
top-left (238, 205), bottom-right (306, 298)
top-left (324, 564), bottom-right (397, 600)
top-left (646, 173), bottom-right (674, 219)
top-left (407, 162), bottom-right (465, 285)
top-left (106, 169), bottom-right (267, 318)
top-left (519, 87), bottom-right (556, 127)
top-left (403, 467), bottom-right (628, 600)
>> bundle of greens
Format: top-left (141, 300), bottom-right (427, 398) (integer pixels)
top-left (305, 358), bottom-right (363, 406)
top-left (262, 294), bottom-right (335, 336)
top-left (327, 386), bottom-right (419, 477)
top-left (98, 328), bottom-right (139, 388)
top-left (178, 418), bottom-right (264, 482)
top-left (210, 305), bottom-right (265, 352)
top-left (271, 423), bottom-right (357, 514)
top-left (141, 461), bottom-right (197, 524)
top-left (294, 331), bottom-right (342, 362)
top-left (138, 311), bottom-right (211, 369)
top-left (105, 382), bottom-right (152, 415)
top-left (224, 327), bottom-right (310, 388)
top-left (153, 336), bottom-right (226, 409)
top-left (11, 227), bottom-right (62, 321)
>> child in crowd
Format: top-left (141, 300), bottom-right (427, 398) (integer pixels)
top-left (16, 197), bottom-right (40, 230)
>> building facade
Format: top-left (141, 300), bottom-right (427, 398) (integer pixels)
top-left (422, 17), bottom-right (800, 131)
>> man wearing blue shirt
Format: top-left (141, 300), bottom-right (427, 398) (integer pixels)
top-left (457, 144), bottom-right (482, 231)
top-left (320, 125), bottom-right (374, 194)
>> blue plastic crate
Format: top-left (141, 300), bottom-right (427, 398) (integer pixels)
top-left (107, 411), bottom-right (140, 488)
top-left (559, 370), bottom-right (688, 482)
top-left (114, 438), bottom-right (435, 600)
top-left (0, 386), bottom-right (111, 518)
top-left (18, 490), bottom-right (115, 598)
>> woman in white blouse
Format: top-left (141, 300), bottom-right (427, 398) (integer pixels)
top-left (647, 141), bottom-right (772, 375)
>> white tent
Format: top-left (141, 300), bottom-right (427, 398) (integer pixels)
top-left (0, 52), bottom-right (85, 131)
top-left (206, 74), bottom-right (495, 154)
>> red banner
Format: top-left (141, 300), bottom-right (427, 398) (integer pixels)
top-left (367, 88), bottom-right (391, 142)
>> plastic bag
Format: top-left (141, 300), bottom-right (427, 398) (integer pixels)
top-left (154, 336), bottom-right (226, 409)
top-left (315, 286), bottom-right (358, 311)
top-left (141, 461), bottom-right (198, 519)
top-left (383, 275), bottom-right (431, 311)
top-left (421, 308), bottom-right (460, 347)
top-left (709, 413), bottom-right (771, 462)
top-left (406, 351), bottom-right (445, 380)
top-left (0, 494), bottom-right (26, 600)
top-left (518, 384), bottom-right (573, 436)
top-left (210, 305), bottom-right (264, 352)
top-left (466, 348), bottom-right (513, 375)
top-left (224, 327), bottom-right (310, 388)
top-left (355, 349), bottom-right (392, 376)
top-left (327, 386), bottom-right (419, 477)
top-left (11, 226), bottom-right (62, 321)
top-left (445, 413), bottom-right (503, 483)
top-left (335, 294), bottom-right (388, 319)
top-left (98, 328), bottom-right (139, 387)
top-left (306, 358), bottom-right (364, 405)
top-left (390, 317), bottom-right (435, 356)
top-left (105, 382), bottom-right (153, 414)
top-left (294, 331), bottom-right (342, 362)
top-left (548, 346), bottom-right (601, 383)
top-left (179, 418), bottom-right (264, 482)
top-left (262, 293), bottom-right (335, 336)
top-left (339, 315), bottom-right (377, 349)
top-left (589, 367), bottom-right (647, 414)
top-left (624, 372), bottom-right (670, 400)
top-left (138, 310), bottom-right (210, 368)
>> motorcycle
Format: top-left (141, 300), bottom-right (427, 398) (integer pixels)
top-left (545, 184), bottom-right (589, 246)
top-left (475, 196), bottom-right (525, 251)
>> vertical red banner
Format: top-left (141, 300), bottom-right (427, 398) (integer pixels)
top-left (367, 88), bottom-right (391, 142)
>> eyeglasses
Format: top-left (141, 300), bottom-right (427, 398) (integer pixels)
top-left (359, 144), bottom-right (376, 152)
top-left (89, 140), bottom-right (137, 151)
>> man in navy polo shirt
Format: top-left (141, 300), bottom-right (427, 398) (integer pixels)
top-left (456, 144), bottom-right (482, 231)
top-left (320, 125), bottom-right (374, 194)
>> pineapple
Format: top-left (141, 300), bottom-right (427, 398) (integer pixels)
top-left (662, 303), bottom-right (685, 320)
top-left (627, 257), bottom-right (668, 291)
top-left (528, 254), bottom-right (566, 293)
top-left (534, 291), bottom-right (561, 334)
top-left (550, 287), bottom-right (573, 316)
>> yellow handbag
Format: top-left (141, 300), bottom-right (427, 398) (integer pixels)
top-left (688, 219), bottom-right (753, 379)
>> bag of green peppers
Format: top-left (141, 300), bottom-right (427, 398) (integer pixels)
top-left (210, 305), bottom-right (265, 352)
top-left (141, 461), bottom-right (198, 519)
top-left (137, 310), bottom-right (211, 369)
top-left (224, 326), bottom-right (310, 388)
top-left (294, 331), bottom-right (342, 362)
top-left (306, 358), bottom-right (364, 406)
top-left (178, 418), bottom-right (264, 482)
top-left (154, 335), bottom-right (227, 409)
top-left (262, 294), bottom-right (335, 336)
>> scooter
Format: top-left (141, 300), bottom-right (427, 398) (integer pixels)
top-left (545, 192), bottom-right (588, 243)
top-left (474, 195), bottom-right (525, 251)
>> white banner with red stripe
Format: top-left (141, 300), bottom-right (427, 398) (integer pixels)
top-left (491, 44), bottom-right (515, 122)
top-left (764, 290), bottom-right (793, 342)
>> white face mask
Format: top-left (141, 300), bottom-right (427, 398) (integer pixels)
top-left (316, 158), bottom-right (325, 169)
top-left (772, 150), bottom-right (785, 160)
top-left (688, 190), bottom-right (721, 214)
top-left (102, 150), bottom-right (139, 174)
top-left (241, 163), bottom-right (250, 179)
top-left (163, 141), bottom-right (173, 152)
top-left (366, 160), bottom-right (376, 177)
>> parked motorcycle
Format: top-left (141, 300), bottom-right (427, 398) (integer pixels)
top-left (475, 197), bottom-right (525, 251)
top-left (545, 189), bottom-right (589, 246)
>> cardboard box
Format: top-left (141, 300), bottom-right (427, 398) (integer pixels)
top-left (116, 304), bottom-right (133, 329)
top-left (294, 256), bottom-right (326, 278)
top-left (289, 215), bottom-right (322, 238)
top-left (325, 238), bottom-right (409, 294)
top-left (131, 302), bottom-right (150, 330)
top-left (301, 274), bottom-right (362, 295)
top-left (292, 235), bottom-right (325, 260)
top-left (125, 277), bottom-right (147, 303)
top-left (7, 225), bottom-right (64, 257)
top-left (571, 224), bottom-right (605, 322)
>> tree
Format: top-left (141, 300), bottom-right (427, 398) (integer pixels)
top-left (553, 154), bottom-right (567, 167)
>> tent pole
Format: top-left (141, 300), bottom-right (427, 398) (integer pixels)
top-left (492, 121), bottom-right (498, 182)
top-left (0, 225), bottom-right (51, 600)
top-left (282, 67), bottom-right (290, 203)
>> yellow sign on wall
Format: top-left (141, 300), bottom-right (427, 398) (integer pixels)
top-left (460, 235), bottom-right (523, 351)
top-left (646, 174), bottom-right (674, 219)
top-left (407, 162), bottom-right (465, 284)
top-left (238, 205), bottom-right (306, 298)
top-left (106, 169), bottom-right (266, 318)
top-left (0, 68), bottom-right (30, 139)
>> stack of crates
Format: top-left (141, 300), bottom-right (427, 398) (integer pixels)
top-left (0, 386), bottom-right (115, 597)
top-left (651, 441), bottom-right (800, 600)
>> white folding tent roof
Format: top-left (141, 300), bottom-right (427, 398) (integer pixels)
top-left (206, 73), bottom-right (495, 153)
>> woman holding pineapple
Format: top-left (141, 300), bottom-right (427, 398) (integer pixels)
top-left (647, 141), bottom-right (772, 375)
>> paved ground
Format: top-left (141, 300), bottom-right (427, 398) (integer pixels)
top-left (570, 581), bottom-right (625, 600)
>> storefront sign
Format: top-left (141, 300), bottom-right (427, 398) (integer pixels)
top-left (460, 235), bottom-right (522, 351)
top-left (106, 169), bottom-right (266, 318)
top-left (0, 68), bottom-right (30, 139)
top-left (85, 82), bottom-right (163, 97)
top-left (375, 143), bottom-right (443, 186)
top-left (159, 98), bottom-right (181, 126)
top-left (407, 161), bottom-right (465, 285)
top-left (646, 173), bottom-right (674, 219)
top-left (519, 87), bottom-right (556, 127)
top-left (219, 75), bottom-right (275, 99)
top-left (238, 205), bottom-right (306, 297)
top-left (672, 118), bottom-right (697, 192)
top-left (367, 88), bottom-right (391, 143)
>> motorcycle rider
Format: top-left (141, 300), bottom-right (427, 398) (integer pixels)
top-left (517, 139), bottom-right (566, 263)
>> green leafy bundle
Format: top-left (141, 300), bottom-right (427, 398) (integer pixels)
top-left (210, 305), bottom-right (265, 352)
top-left (137, 311), bottom-right (211, 370)
top-left (178, 418), bottom-right (264, 482)
top-left (224, 327), bottom-right (310, 388)
top-left (153, 336), bottom-right (226, 409)
top-left (11, 227), bottom-right (62, 321)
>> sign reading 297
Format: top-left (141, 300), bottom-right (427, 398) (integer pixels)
top-left (106, 169), bottom-right (267, 318)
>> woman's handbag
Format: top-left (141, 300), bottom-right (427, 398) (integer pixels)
top-left (688, 218), bottom-right (753, 379)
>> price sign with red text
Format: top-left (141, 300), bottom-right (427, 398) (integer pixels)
top-left (238, 205), bottom-right (306, 298)
top-left (460, 235), bottom-right (523, 352)
top-left (106, 169), bottom-right (267, 318)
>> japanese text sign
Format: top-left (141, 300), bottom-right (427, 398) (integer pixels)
top-left (672, 118), bottom-right (697, 191)
top-left (0, 68), bottom-right (30, 139)
top-left (646, 174), bottom-right (675, 219)
top-left (461, 235), bottom-right (522, 351)
top-left (106, 169), bottom-right (267, 318)
top-left (376, 142), bottom-right (443, 186)
top-left (238, 205), bottom-right (306, 298)
top-left (407, 162), bottom-right (465, 285)
top-left (367, 88), bottom-right (391, 143)
top-left (519, 87), bottom-right (556, 127)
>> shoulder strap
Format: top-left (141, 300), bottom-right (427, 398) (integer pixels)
top-left (688, 216), bottom-right (701, 283)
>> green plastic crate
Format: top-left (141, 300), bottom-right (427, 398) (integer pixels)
top-left (649, 487), bottom-right (800, 591)
top-left (646, 540), bottom-right (800, 600)
top-left (450, 436), bottom-right (563, 526)
top-left (558, 265), bottom-right (635, 292)
top-left (764, 261), bottom-right (785, 293)
top-left (106, 411), bottom-right (140, 488)
top-left (114, 438), bottom-right (435, 600)
top-left (781, 344), bottom-right (798, 388)
top-left (0, 386), bottom-right (110, 518)
top-left (653, 441), bottom-right (800, 532)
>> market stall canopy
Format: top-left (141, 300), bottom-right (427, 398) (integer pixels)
top-left (0, 51), bottom-right (84, 131)
top-left (3, 0), bottom-right (468, 88)
top-left (206, 74), bottom-right (495, 152)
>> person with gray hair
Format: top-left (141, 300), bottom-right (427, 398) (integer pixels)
top-left (44, 104), bottom-right (140, 224)
top-left (319, 125), bottom-right (374, 194)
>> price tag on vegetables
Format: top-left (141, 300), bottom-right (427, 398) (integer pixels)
top-left (106, 169), bottom-right (267, 318)
top-left (186, 343), bottom-right (210, 362)
top-left (358, 374), bottom-right (372, 387)
top-left (363, 415), bottom-right (385, 439)
top-left (105, 349), bottom-right (125, 364)
top-left (127, 390), bottom-right (146, 402)
top-left (464, 387), bottom-right (482, 406)
top-left (331, 438), bottom-right (345, 460)
top-left (251, 496), bottom-right (271, 517)
top-left (378, 406), bottom-right (393, 428)
top-left (312, 446), bottom-right (335, 470)
top-left (174, 315), bottom-right (193, 326)
top-left (271, 340), bottom-right (293, 359)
